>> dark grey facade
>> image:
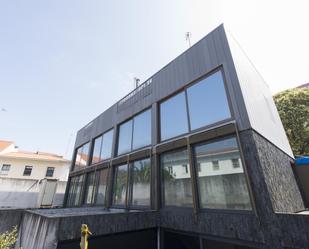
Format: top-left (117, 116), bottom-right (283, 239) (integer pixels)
top-left (13, 24), bottom-right (309, 249)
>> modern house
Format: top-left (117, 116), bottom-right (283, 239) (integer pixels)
top-left (12, 24), bottom-right (309, 249)
top-left (0, 140), bottom-right (70, 208)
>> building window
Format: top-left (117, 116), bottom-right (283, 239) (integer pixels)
top-left (95, 168), bottom-right (109, 206)
top-left (161, 149), bottom-right (193, 207)
top-left (132, 109), bottom-right (151, 150)
top-left (66, 174), bottom-right (85, 207)
top-left (212, 160), bottom-right (219, 171)
top-left (117, 120), bottom-right (133, 155)
top-left (1, 164), bottom-right (11, 175)
top-left (74, 142), bottom-right (90, 170)
top-left (194, 136), bottom-right (252, 210)
top-left (23, 166), bottom-right (33, 176)
top-left (187, 70), bottom-right (231, 130)
top-left (111, 158), bottom-right (152, 208)
top-left (159, 70), bottom-right (230, 142)
top-left (131, 158), bottom-right (151, 206)
top-left (232, 158), bottom-right (240, 168)
top-left (101, 129), bottom-right (114, 160)
top-left (84, 172), bottom-right (96, 205)
top-left (92, 136), bottom-right (103, 164)
top-left (91, 129), bottom-right (114, 164)
top-left (112, 164), bottom-right (128, 206)
top-left (160, 92), bottom-right (189, 141)
top-left (46, 167), bottom-right (55, 177)
top-left (117, 109), bottom-right (151, 156)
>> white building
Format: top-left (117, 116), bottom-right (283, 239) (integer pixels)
top-left (0, 140), bottom-right (70, 208)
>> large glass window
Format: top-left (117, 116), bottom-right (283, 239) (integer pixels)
top-left (74, 142), bottom-right (90, 170)
top-left (91, 129), bottom-right (114, 164)
top-left (159, 70), bottom-right (231, 141)
top-left (66, 174), bottom-right (85, 207)
top-left (117, 109), bottom-right (151, 155)
top-left (84, 172), bottom-right (96, 205)
top-left (131, 158), bottom-right (151, 206)
top-left (66, 177), bottom-right (77, 207)
top-left (92, 136), bottom-right (103, 164)
top-left (101, 129), bottom-right (114, 159)
top-left (194, 137), bottom-right (252, 210)
top-left (113, 164), bottom-right (128, 206)
top-left (187, 71), bottom-right (231, 130)
top-left (161, 149), bottom-right (193, 207)
top-left (117, 120), bottom-right (133, 155)
top-left (160, 92), bottom-right (189, 141)
top-left (132, 110), bottom-right (151, 150)
top-left (95, 168), bottom-right (109, 205)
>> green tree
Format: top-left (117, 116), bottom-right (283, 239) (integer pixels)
top-left (274, 88), bottom-right (309, 155)
top-left (0, 226), bottom-right (18, 249)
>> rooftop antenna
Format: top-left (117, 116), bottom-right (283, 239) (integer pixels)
top-left (185, 32), bottom-right (192, 48)
top-left (65, 133), bottom-right (73, 159)
top-left (134, 77), bottom-right (140, 89)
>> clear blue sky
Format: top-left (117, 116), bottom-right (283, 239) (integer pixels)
top-left (1, 0), bottom-right (308, 159)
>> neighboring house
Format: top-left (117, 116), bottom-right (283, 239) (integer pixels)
top-left (0, 140), bottom-right (70, 208)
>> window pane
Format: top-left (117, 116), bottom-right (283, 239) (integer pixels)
top-left (187, 71), bottom-right (231, 130)
top-left (84, 172), bottom-right (96, 205)
top-left (117, 120), bottom-right (133, 155)
top-left (80, 143), bottom-right (90, 167)
top-left (162, 149), bottom-right (193, 207)
top-left (67, 177), bottom-right (77, 207)
top-left (75, 147), bottom-right (82, 169)
top-left (194, 137), bottom-right (252, 210)
top-left (113, 164), bottom-right (128, 206)
top-left (101, 129), bottom-right (114, 159)
top-left (1, 164), bottom-right (11, 175)
top-left (92, 136), bottom-right (103, 164)
top-left (68, 174), bottom-right (85, 207)
top-left (132, 158), bottom-right (151, 206)
top-left (96, 169), bottom-right (109, 205)
top-left (75, 142), bottom-right (90, 170)
top-left (46, 167), bottom-right (55, 177)
top-left (160, 92), bottom-right (189, 140)
top-left (132, 110), bottom-right (151, 150)
top-left (23, 166), bottom-right (32, 176)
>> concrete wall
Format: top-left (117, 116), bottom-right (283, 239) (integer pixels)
top-left (15, 208), bottom-right (158, 249)
top-left (0, 209), bottom-right (23, 234)
top-left (0, 178), bottom-right (67, 208)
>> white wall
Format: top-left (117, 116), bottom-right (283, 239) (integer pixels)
top-left (0, 157), bottom-right (69, 181)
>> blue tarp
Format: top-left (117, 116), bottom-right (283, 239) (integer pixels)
top-left (295, 157), bottom-right (309, 166)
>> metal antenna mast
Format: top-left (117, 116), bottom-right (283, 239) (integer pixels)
top-left (134, 77), bottom-right (140, 89)
top-left (185, 32), bottom-right (192, 48)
